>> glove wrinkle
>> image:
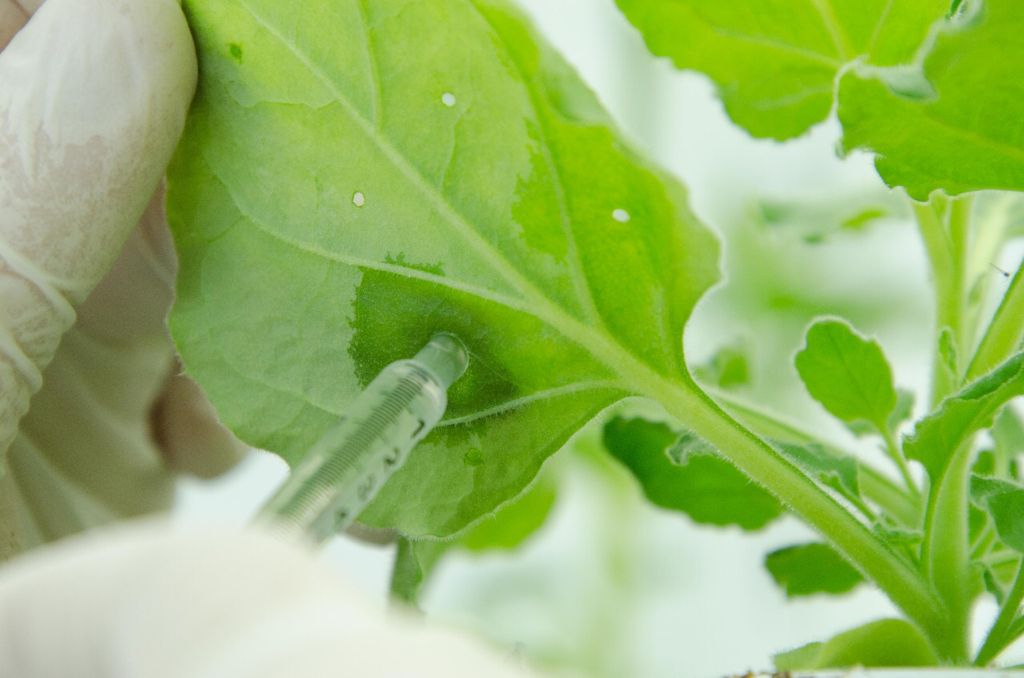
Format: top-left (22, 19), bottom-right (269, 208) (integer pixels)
top-left (0, 0), bottom-right (196, 453)
top-left (0, 0), bottom-right (201, 555)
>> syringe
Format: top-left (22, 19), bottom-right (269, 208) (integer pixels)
top-left (255, 333), bottom-right (469, 543)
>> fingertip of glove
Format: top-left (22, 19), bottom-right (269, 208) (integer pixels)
top-left (1, 0), bottom-right (196, 149)
top-left (0, 0), bottom-right (198, 288)
top-left (151, 368), bottom-right (249, 479)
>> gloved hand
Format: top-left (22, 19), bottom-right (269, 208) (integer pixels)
top-left (0, 521), bottom-right (534, 677)
top-left (0, 3), bottom-right (534, 676)
top-left (0, 0), bottom-right (245, 558)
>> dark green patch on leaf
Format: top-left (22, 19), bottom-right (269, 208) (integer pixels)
top-left (167, 0), bottom-right (718, 538)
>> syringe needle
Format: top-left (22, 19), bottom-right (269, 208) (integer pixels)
top-left (255, 333), bottom-right (469, 543)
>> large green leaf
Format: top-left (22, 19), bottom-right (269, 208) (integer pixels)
top-left (839, 0), bottom-right (1024, 199)
top-left (905, 352), bottom-right (1024, 480)
top-left (764, 542), bottom-right (864, 598)
top-left (167, 0), bottom-right (718, 537)
top-left (774, 618), bottom-right (939, 670)
top-left (603, 417), bottom-right (783, 530)
top-left (615, 0), bottom-right (948, 140)
top-left (794, 319), bottom-right (898, 432)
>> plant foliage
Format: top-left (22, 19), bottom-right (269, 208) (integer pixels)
top-left (168, 0), bottom-right (1024, 671)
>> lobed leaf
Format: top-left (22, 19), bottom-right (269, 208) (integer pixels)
top-left (764, 542), bottom-right (864, 598)
top-left (615, 0), bottom-right (948, 140)
top-left (794, 319), bottom-right (897, 432)
top-left (167, 0), bottom-right (719, 537)
top-left (905, 352), bottom-right (1024, 481)
top-left (839, 0), bottom-right (1024, 198)
top-left (603, 417), bottom-right (783, 531)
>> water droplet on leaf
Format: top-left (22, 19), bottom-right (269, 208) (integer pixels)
top-left (612, 208), bottom-right (630, 223)
top-left (352, 191), bottom-right (366, 207)
top-left (441, 92), bottom-right (457, 107)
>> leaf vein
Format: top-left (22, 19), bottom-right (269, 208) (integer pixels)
top-left (473, 5), bottom-right (605, 329)
top-left (704, 23), bottom-right (842, 69)
top-left (354, 0), bottom-right (382, 129)
top-left (233, 0), bottom-right (544, 303)
top-left (439, 380), bottom-right (623, 426)
top-left (239, 210), bottom-right (538, 316)
top-left (809, 0), bottom-right (855, 61)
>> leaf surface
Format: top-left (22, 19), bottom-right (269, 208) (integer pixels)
top-left (764, 542), bottom-right (864, 598)
top-left (905, 352), bottom-right (1024, 480)
top-left (774, 440), bottom-right (859, 500)
top-left (615, 0), bottom-right (947, 139)
top-left (795, 319), bottom-right (897, 431)
top-left (838, 0), bottom-right (1024, 198)
top-left (774, 618), bottom-right (939, 670)
top-left (167, 0), bottom-right (718, 537)
top-left (391, 469), bottom-right (558, 603)
top-left (603, 417), bottom-right (783, 530)
top-left (971, 476), bottom-right (1024, 553)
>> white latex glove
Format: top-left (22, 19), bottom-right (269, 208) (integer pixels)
top-left (0, 5), bottom-right (535, 675)
top-left (0, 521), bottom-right (534, 677)
top-left (0, 0), bottom-right (244, 558)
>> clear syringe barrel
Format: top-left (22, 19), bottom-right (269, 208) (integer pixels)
top-left (255, 334), bottom-right (468, 544)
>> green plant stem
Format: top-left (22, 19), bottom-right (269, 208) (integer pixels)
top-left (708, 388), bottom-right (919, 526)
top-left (981, 550), bottom-right (1019, 571)
top-left (967, 255), bottom-right (1024, 381)
top-left (976, 561), bottom-right (1024, 666)
top-left (881, 426), bottom-right (920, 500)
top-left (921, 439), bottom-right (975, 661)
top-left (971, 522), bottom-right (998, 560)
top-left (632, 373), bottom-right (951, 656)
top-left (912, 197), bottom-right (964, 408)
top-left (947, 196), bottom-right (973, 354)
top-left (845, 492), bottom-right (880, 525)
top-left (527, 292), bottom-right (952, 659)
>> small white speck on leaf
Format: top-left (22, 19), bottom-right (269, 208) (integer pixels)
top-left (441, 92), bottom-right (457, 107)
top-left (612, 208), bottom-right (630, 223)
top-left (352, 191), bottom-right (366, 207)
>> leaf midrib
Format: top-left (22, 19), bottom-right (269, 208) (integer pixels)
top-left (473, 6), bottom-right (606, 331)
top-left (220, 171), bottom-right (635, 420)
top-left (235, 0), bottom-right (585, 323)
top-left (230, 0), bottom-right (676, 397)
top-left (704, 23), bottom-right (843, 69)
